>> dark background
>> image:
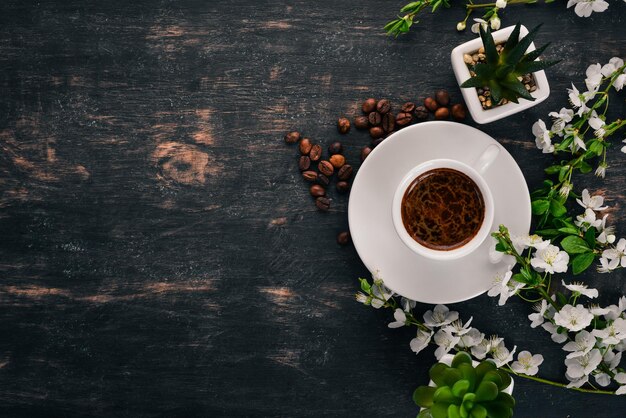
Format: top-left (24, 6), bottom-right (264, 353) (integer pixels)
top-left (0, 0), bottom-right (625, 416)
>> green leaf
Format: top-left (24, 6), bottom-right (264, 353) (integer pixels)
top-left (561, 235), bottom-right (591, 254)
top-left (475, 381), bottom-right (499, 402)
top-left (442, 368), bottom-right (463, 387)
top-left (470, 404), bottom-right (488, 418)
top-left (511, 273), bottom-right (530, 284)
top-left (430, 363), bottom-right (450, 387)
top-left (483, 401), bottom-right (513, 418)
top-left (501, 79), bottom-right (534, 101)
top-left (400, 1), bottom-right (423, 12)
top-left (457, 363), bottom-right (477, 392)
top-left (452, 352), bottom-right (473, 368)
top-left (452, 380), bottom-right (471, 398)
top-left (507, 23), bottom-right (543, 66)
top-left (558, 165), bottom-right (570, 182)
top-left (413, 386), bottom-right (437, 407)
top-left (434, 386), bottom-right (456, 404)
top-left (502, 22), bottom-right (521, 56)
top-left (578, 160), bottom-right (593, 174)
top-left (557, 226), bottom-right (579, 235)
top-left (475, 361), bottom-right (496, 382)
top-left (496, 370), bottom-right (512, 391)
top-left (534, 228), bottom-right (560, 238)
top-left (531, 199), bottom-right (550, 215)
top-left (461, 77), bottom-right (486, 88)
top-left (544, 165), bottom-right (561, 175)
top-left (448, 404), bottom-right (462, 418)
top-left (521, 42), bottom-right (551, 62)
top-left (479, 25), bottom-right (498, 64)
top-left (572, 252), bottom-right (596, 275)
top-left (359, 278), bottom-right (371, 293)
top-left (495, 392), bottom-right (516, 408)
top-left (556, 291), bottom-right (567, 306)
top-left (584, 227), bottom-right (597, 248)
top-left (549, 199), bottom-right (567, 218)
top-left (515, 59), bottom-right (560, 74)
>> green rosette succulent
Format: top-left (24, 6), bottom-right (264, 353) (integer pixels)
top-left (414, 352), bottom-right (515, 418)
top-left (461, 22), bottom-right (559, 105)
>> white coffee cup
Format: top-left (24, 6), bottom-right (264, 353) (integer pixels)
top-left (391, 145), bottom-right (499, 261)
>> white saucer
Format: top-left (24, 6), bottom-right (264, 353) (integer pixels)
top-left (348, 121), bottom-right (531, 304)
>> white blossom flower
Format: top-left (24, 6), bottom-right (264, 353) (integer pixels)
top-left (487, 271), bottom-right (523, 306)
top-left (604, 297), bottom-right (626, 321)
top-left (569, 131), bottom-right (587, 151)
top-left (565, 349), bottom-right (602, 380)
top-left (597, 215), bottom-right (616, 244)
top-left (401, 297), bottom-right (416, 312)
top-left (370, 280), bottom-right (393, 308)
top-left (410, 329), bottom-right (433, 354)
top-left (568, 83), bottom-right (595, 116)
top-left (601, 57), bottom-right (624, 76)
top-left (423, 304), bottom-right (458, 328)
top-left (355, 292), bottom-right (370, 305)
top-left (533, 119), bottom-right (554, 153)
top-left (562, 281), bottom-right (599, 299)
top-left (592, 318), bottom-right (626, 344)
top-left (434, 329), bottom-right (461, 360)
top-left (489, 239), bottom-right (516, 267)
top-left (531, 244), bottom-right (569, 274)
top-left (559, 182), bottom-right (572, 198)
top-left (614, 74), bottom-right (626, 91)
top-left (388, 308), bottom-right (407, 328)
top-left (566, 375), bottom-right (589, 388)
top-left (456, 328), bottom-right (484, 349)
top-left (594, 162), bottom-right (606, 179)
top-left (542, 321), bottom-right (568, 343)
top-left (622, 138), bottom-right (626, 154)
top-left (471, 335), bottom-right (503, 359)
top-left (511, 351), bottom-right (543, 375)
top-left (602, 238), bottom-right (626, 268)
top-left (615, 373), bottom-right (626, 395)
top-left (584, 63), bottom-right (604, 91)
top-left (575, 208), bottom-right (603, 230)
top-left (595, 373), bottom-right (611, 387)
top-left (513, 234), bottom-right (550, 251)
top-left (456, 21), bottom-right (466, 31)
top-left (554, 304), bottom-right (594, 332)
top-left (492, 341), bottom-right (516, 367)
top-left (589, 305), bottom-right (611, 316)
top-left (470, 18), bottom-right (488, 34)
top-left (528, 300), bottom-right (548, 328)
top-left (549, 108), bottom-right (574, 135)
top-left (490, 16), bottom-right (501, 30)
top-left (576, 189), bottom-right (608, 211)
top-left (562, 330), bottom-right (596, 359)
top-left (603, 349), bottom-right (622, 371)
top-left (495, 0), bottom-right (507, 8)
top-left (597, 256), bottom-right (619, 273)
top-left (443, 317), bottom-right (473, 336)
top-left (588, 111), bottom-right (606, 138)
top-left (566, 0), bottom-right (609, 18)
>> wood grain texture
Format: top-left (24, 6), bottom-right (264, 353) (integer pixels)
top-left (0, 0), bottom-right (625, 416)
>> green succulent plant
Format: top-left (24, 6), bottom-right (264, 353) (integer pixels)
top-left (414, 352), bottom-right (515, 418)
top-left (460, 22), bottom-right (559, 105)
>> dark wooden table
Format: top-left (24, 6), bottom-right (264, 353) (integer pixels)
top-left (1, 1), bottom-right (625, 417)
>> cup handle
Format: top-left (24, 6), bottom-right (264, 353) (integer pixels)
top-left (472, 144), bottom-right (500, 175)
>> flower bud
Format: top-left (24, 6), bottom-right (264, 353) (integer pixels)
top-left (496, 0), bottom-right (507, 8)
top-left (456, 21), bottom-right (466, 31)
top-left (490, 16), bottom-right (501, 31)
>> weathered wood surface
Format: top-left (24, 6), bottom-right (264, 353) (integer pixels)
top-left (0, 1), bottom-right (625, 416)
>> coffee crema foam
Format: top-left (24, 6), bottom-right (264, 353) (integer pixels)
top-left (401, 168), bottom-right (485, 251)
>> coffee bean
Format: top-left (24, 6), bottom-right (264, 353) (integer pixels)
top-left (337, 117), bottom-right (351, 134)
top-left (310, 184), bottom-right (326, 198)
top-left (299, 138), bottom-right (312, 155)
top-left (362, 98), bottom-right (376, 113)
top-left (318, 160), bottom-right (334, 176)
top-left (415, 105), bottom-right (429, 120)
top-left (371, 137), bottom-right (385, 147)
top-left (337, 164), bottom-right (353, 181)
top-left (382, 113), bottom-right (396, 133)
top-left (368, 111), bottom-right (381, 126)
top-left (369, 126), bottom-right (384, 139)
top-left (328, 142), bottom-right (343, 155)
top-left (360, 146), bottom-right (372, 162)
top-left (354, 116), bottom-right (369, 129)
top-left (284, 131), bottom-right (300, 144)
top-left (330, 154), bottom-right (346, 169)
top-left (396, 112), bottom-right (413, 127)
top-left (302, 170), bottom-right (317, 182)
top-left (309, 144), bottom-right (322, 161)
top-left (336, 181), bottom-right (350, 194)
top-left (434, 107), bottom-right (450, 120)
top-left (317, 173), bottom-right (330, 186)
top-left (315, 196), bottom-right (330, 211)
top-left (337, 231), bottom-right (351, 245)
top-left (376, 99), bottom-right (391, 114)
top-left (435, 89), bottom-right (450, 106)
top-left (299, 156), bottom-right (311, 171)
top-left (401, 102), bottom-right (416, 113)
top-left (424, 97), bottom-right (438, 112)
top-left (451, 103), bottom-right (467, 121)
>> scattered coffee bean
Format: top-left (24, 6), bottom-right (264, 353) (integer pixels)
top-left (401, 102), bottom-right (416, 113)
top-left (360, 146), bottom-right (372, 162)
top-left (451, 103), bottom-right (467, 121)
top-left (337, 231), bottom-right (351, 245)
top-left (382, 113), bottom-right (396, 133)
top-left (415, 106), bottom-right (429, 120)
top-left (284, 131), bottom-right (300, 144)
top-left (434, 107), bottom-right (450, 120)
top-left (317, 173), bottom-right (330, 186)
top-left (368, 111), bottom-right (382, 126)
top-left (328, 141), bottom-right (343, 155)
top-left (318, 160), bottom-right (334, 177)
top-left (315, 196), bottom-right (330, 211)
top-left (337, 117), bottom-right (351, 134)
top-left (329, 154), bottom-right (346, 169)
top-left (336, 181), bottom-right (350, 194)
top-left (396, 112), bottom-right (412, 127)
top-left (299, 138), bottom-right (312, 155)
top-left (369, 126), bottom-right (384, 139)
top-left (310, 184), bottom-right (326, 198)
top-left (424, 97), bottom-right (438, 112)
top-left (354, 115), bottom-right (369, 130)
top-left (362, 98), bottom-right (377, 113)
top-left (371, 137), bottom-right (385, 147)
top-left (376, 99), bottom-right (391, 114)
top-left (337, 164), bottom-right (353, 181)
top-left (302, 170), bottom-right (317, 182)
top-left (435, 90), bottom-right (450, 106)
top-left (299, 156), bottom-right (311, 171)
top-left (309, 144), bottom-right (322, 161)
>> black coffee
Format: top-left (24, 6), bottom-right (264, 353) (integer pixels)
top-left (401, 168), bottom-right (485, 251)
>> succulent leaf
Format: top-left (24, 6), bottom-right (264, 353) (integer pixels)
top-left (442, 368), bottom-right (463, 387)
top-left (483, 400), bottom-right (514, 418)
top-left (479, 25), bottom-right (498, 64)
top-left (475, 381), bottom-right (499, 402)
top-left (474, 361), bottom-right (496, 382)
top-left (522, 42), bottom-right (551, 62)
top-left (413, 386), bottom-right (437, 407)
top-left (507, 23), bottom-right (543, 66)
top-left (431, 402), bottom-right (451, 418)
top-left (448, 404), bottom-right (462, 418)
top-left (451, 351), bottom-right (473, 368)
top-left (452, 379), bottom-right (471, 398)
top-left (502, 22), bottom-right (521, 56)
top-left (470, 404), bottom-right (488, 418)
top-left (457, 363), bottom-right (477, 392)
top-left (430, 363), bottom-right (450, 386)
